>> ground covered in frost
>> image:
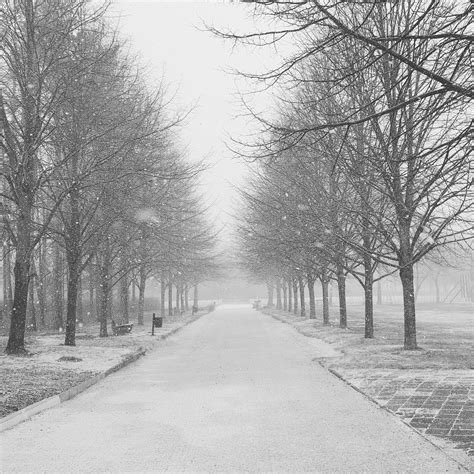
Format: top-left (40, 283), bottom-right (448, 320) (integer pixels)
top-left (264, 302), bottom-right (473, 370)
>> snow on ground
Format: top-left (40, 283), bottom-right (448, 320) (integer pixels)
top-left (0, 310), bottom-right (206, 418)
top-left (2, 306), bottom-right (468, 473)
top-left (263, 302), bottom-right (474, 461)
top-left (265, 303), bottom-right (473, 370)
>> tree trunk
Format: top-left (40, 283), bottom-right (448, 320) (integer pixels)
top-left (99, 275), bottom-right (109, 338)
top-left (27, 264), bottom-right (37, 332)
top-left (266, 281), bottom-right (274, 307)
top-left (336, 265), bottom-right (347, 329)
top-left (137, 265), bottom-right (146, 325)
top-left (64, 148), bottom-right (82, 345)
top-left (131, 281), bottom-right (137, 309)
top-left (193, 284), bottom-right (199, 309)
top-left (282, 280), bottom-right (288, 311)
top-left (298, 275), bottom-right (306, 317)
top-left (399, 219), bottom-right (417, 350)
top-left (364, 273), bottom-right (374, 339)
top-left (175, 282), bottom-right (180, 313)
top-left (107, 285), bottom-right (113, 323)
top-left (77, 274), bottom-right (83, 324)
top-left (6, 251), bottom-right (31, 353)
top-left (98, 240), bottom-right (111, 337)
top-left (363, 250), bottom-right (374, 338)
top-left (180, 284), bottom-right (185, 312)
top-left (400, 264), bottom-right (417, 350)
top-left (35, 242), bottom-right (46, 328)
top-left (168, 278), bottom-right (173, 316)
top-left (5, 1), bottom-right (37, 355)
top-left (276, 278), bottom-right (282, 310)
top-left (120, 271), bottom-right (129, 324)
top-left (360, 190), bottom-right (375, 336)
top-left (5, 137), bottom-right (34, 353)
top-left (293, 279), bottom-right (298, 314)
top-left (160, 274), bottom-right (166, 318)
top-left (64, 259), bottom-right (79, 346)
top-left (321, 276), bottom-right (330, 325)
top-left (6, 191), bottom-right (33, 354)
top-left (307, 273), bottom-right (316, 319)
top-left (89, 263), bottom-right (95, 321)
top-left (53, 242), bottom-right (64, 331)
top-left (287, 278), bottom-right (292, 312)
top-left (2, 238), bottom-right (13, 325)
top-left (184, 284), bottom-right (189, 310)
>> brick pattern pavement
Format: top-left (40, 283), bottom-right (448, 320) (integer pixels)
top-left (332, 368), bottom-right (474, 456)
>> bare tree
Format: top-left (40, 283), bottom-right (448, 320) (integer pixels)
top-left (0, 0), bottom-right (109, 354)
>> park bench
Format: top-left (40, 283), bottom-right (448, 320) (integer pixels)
top-left (111, 320), bottom-right (133, 336)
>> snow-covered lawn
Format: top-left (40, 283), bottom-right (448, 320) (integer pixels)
top-left (264, 302), bottom-right (474, 370)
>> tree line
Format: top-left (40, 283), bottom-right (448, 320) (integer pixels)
top-left (0, 0), bottom-right (218, 354)
top-left (228, 0), bottom-right (472, 349)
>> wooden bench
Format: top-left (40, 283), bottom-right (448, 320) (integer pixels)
top-left (111, 320), bottom-right (133, 336)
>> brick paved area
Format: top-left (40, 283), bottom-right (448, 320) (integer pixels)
top-left (332, 368), bottom-right (474, 456)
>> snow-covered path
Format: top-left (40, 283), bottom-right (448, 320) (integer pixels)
top-left (0, 305), bottom-right (465, 472)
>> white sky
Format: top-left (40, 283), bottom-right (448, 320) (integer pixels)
top-left (109, 0), bottom-right (278, 231)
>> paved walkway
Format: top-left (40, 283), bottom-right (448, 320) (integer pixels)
top-left (0, 305), bottom-right (467, 472)
top-left (333, 368), bottom-right (474, 456)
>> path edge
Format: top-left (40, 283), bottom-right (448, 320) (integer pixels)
top-left (262, 308), bottom-right (472, 472)
top-left (0, 311), bottom-right (207, 433)
top-left (0, 347), bottom-right (145, 433)
top-left (325, 365), bottom-right (472, 472)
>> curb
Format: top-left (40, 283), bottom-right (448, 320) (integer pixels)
top-left (0, 395), bottom-right (61, 433)
top-left (157, 313), bottom-right (206, 340)
top-left (0, 312), bottom-right (207, 434)
top-left (0, 348), bottom-right (146, 433)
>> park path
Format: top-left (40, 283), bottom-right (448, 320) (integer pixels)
top-left (0, 305), bottom-right (466, 472)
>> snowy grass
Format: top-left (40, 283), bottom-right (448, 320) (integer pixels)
top-left (0, 310), bottom-right (206, 418)
top-left (264, 302), bottom-right (474, 370)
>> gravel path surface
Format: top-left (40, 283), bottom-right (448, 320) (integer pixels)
top-left (0, 305), bottom-right (466, 472)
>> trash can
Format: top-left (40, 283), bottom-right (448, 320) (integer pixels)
top-left (153, 316), bottom-right (163, 328)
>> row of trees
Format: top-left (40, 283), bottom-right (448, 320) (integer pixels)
top-left (0, 0), bottom-right (218, 354)
top-left (231, 0), bottom-right (472, 349)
